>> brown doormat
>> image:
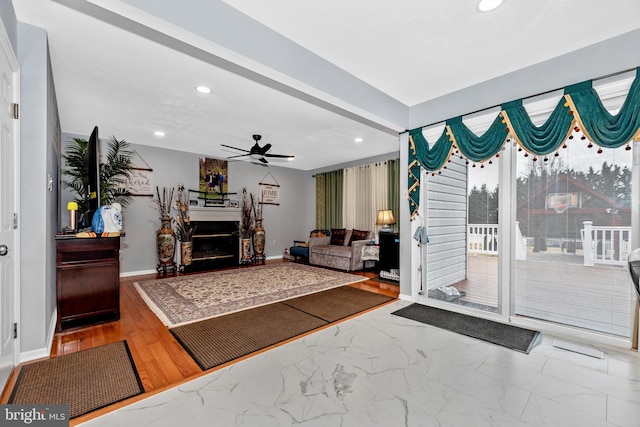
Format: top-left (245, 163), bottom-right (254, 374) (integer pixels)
top-left (170, 302), bottom-right (328, 370)
top-left (170, 286), bottom-right (396, 371)
top-left (8, 341), bottom-right (144, 419)
top-left (283, 286), bottom-right (395, 322)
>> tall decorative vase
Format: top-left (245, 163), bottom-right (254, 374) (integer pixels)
top-left (157, 216), bottom-right (176, 273)
top-left (179, 240), bottom-right (193, 271)
top-left (240, 237), bottom-right (252, 264)
top-left (253, 218), bottom-right (266, 264)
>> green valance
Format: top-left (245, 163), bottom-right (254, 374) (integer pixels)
top-left (565, 70), bottom-right (640, 148)
top-left (501, 98), bottom-right (574, 156)
top-left (447, 114), bottom-right (509, 163)
top-left (408, 68), bottom-right (640, 218)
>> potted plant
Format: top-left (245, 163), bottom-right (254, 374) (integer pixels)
top-left (62, 136), bottom-right (134, 227)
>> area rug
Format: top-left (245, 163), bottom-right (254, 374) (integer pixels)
top-left (8, 341), bottom-right (144, 419)
top-left (392, 304), bottom-right (541, 353)
top-left (170, 286), bottom-right (395, 370)
top-left (134, 263), bottom-right (367, 327)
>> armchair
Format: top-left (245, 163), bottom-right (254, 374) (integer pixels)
top-left (289, 230), bottom-right (331, 262)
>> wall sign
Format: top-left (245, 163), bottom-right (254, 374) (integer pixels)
top-left (125, 167), bottom-right (153, 196)
top-left (259, 171), bottom-right (280, 205)
top-left (259, 183), bottom-right (280, 205)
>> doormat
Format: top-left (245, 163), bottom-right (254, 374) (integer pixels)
top-left (170, 286), bottom-right (395, 370)
top-left (392, 304), bottom-right (541, 353)
top-left (8, 341), bottom-right (144, 419)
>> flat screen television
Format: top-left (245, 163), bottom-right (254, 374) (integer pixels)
top-left (85, 126), bottom-right (101, 228)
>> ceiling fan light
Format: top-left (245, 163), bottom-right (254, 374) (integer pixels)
top-left (477, 0), bottom-right (503, 12)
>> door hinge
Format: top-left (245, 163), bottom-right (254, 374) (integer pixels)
top-left (13, 322), bottom-right (17, 339)
top-left (13, 213), bottom-right (17, 229)
top-left (12, 103), bottom-right (18, 119)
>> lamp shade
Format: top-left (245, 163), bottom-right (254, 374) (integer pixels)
top-left (376, 209), bottom-right (395, 226)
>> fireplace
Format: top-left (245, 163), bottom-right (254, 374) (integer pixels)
top-left (189, 207), bottom-right (240, 271)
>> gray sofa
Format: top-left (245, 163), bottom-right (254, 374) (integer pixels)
top-left (309, 229), bottom-right (371, 272)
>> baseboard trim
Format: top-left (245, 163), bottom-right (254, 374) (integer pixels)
top-left (120, 269), bottom-right (157, 278)
top-left (121, 257), bottom-right (285, 278)
top-left (19, 309), bottom-right (57, 364)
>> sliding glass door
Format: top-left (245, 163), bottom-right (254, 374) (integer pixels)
top-left (514, 139), bottom-right (632, 337)
top-left (423, 154), bottom-right (500, 313)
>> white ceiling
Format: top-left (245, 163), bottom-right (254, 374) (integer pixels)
top-left (13, 0), bottom-right (640, 171)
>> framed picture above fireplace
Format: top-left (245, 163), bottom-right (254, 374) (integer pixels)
top-left (199, 157), bottom-right (228, 199)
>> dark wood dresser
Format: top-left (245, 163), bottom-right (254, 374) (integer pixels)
top-left (55, 235), bottom-right (121, 332)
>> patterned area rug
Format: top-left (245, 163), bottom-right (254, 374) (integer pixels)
top-left (134, 263), bottom-right (368, 327)
top-left (8, 341), bottom-right (144, 419)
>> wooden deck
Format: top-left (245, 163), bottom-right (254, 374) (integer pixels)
top-left (444, 252), bottom-right (632, 337)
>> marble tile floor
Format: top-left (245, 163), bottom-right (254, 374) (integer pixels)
top-left (81, 300), bottom-right (640, 427)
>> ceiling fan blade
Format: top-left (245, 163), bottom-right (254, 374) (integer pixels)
top-left (227, 153), bottom-right (250, 159)
top-left (264, 153), bottom-right (295, 159)
top-left (258, 157), bottom-right (268, 164)
top-left (221, 144), bottom-right (249, 153)
top-left (259, 143), bottom-right (272, 155)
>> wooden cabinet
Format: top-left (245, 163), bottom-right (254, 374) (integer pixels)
top-left (55, 236), bottom-right (120, 332)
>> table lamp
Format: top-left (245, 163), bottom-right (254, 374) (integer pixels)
top-left (376, 209), bottom-right (395, 233)
top-left (67, 201), bottom-right (78, 232)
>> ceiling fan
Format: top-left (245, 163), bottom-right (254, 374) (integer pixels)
top-left (222, 135), bottom-right (295, 165)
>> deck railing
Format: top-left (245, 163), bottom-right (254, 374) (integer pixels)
top-left (468, 224), bottom-right (498, 255)
top-left (468, 222), bottom-right (631, 267)
top-left (581, 221), bottom-right (632, 266)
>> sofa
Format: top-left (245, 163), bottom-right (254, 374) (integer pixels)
top-left (309, 229), bottom-right (371, 272)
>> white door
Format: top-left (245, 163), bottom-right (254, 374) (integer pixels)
top-left (0, 22), bottom-right (19, 389)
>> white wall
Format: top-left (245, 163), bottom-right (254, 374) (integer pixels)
top-left (18, 21), bottom-right (60, 358)
top-left (59, 137), bottom-right (316, 274)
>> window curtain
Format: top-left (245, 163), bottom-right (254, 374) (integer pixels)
top-left (315, 170), bottom-right (343, 229)
top-left (343, 163), bottom-right (388, 232)
top-left (387, 159), bottom-right (400, 232)
top-left (408, 67), bottom-right (640, 216)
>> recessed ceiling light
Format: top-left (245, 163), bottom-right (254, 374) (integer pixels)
top-left (154, 131), bottom-right (165, 137)
top-left (195, 85), bottom-right (212, 94)
top-left (354, 137), bottom-right (364, 143)
top-left (477, 0), bottom-right (503, 12)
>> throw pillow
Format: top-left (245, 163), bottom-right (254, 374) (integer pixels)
top-left (310, 229), bottom-right (330, 238)
top-left (349, 229), bottom-right (369, 246)
top-left (330, 228), bottom-right (347, 246)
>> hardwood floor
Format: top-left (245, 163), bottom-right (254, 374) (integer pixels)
top-left (0, 260), bottom-right (398, 425)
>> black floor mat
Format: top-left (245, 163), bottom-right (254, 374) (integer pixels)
top-left (392, 303), bottom-right (541, 353)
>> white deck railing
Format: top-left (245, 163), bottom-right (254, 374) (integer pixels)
top-left (468, 222), bottom-right (631, 267)
top-left (468, 224), bottom-right (498, 255)
top-left (581, 221), bottom-right (632, 267)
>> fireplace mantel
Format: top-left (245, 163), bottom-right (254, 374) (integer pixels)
top-left (189, 207), bottom-right (241, 222)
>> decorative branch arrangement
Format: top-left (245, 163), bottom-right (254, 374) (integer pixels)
top-left (238, 188), bottom-right (254, 239)
top-left (251, 192), bottom-right (263, 220)
top-left (154, 186), bottom-right (174, 219)
top-left (174, 184), bottom-right (195, 242)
